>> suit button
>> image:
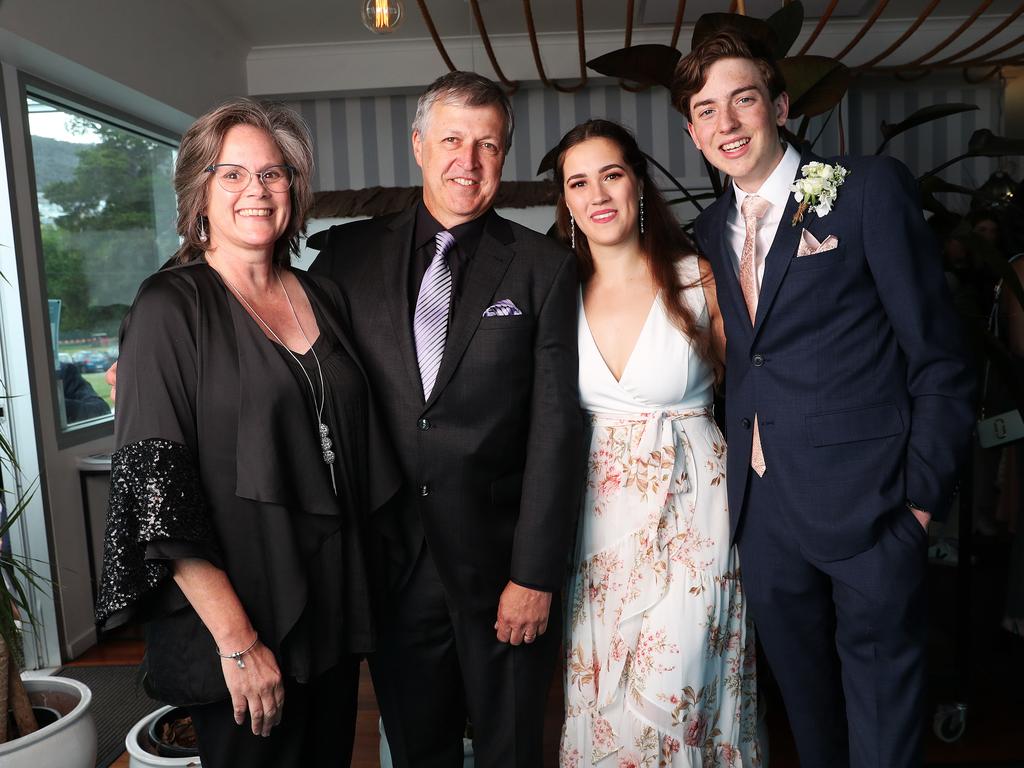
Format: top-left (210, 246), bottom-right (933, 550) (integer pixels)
top-left (419, 484), bottom-right (430, 497)
top-left (741, 418), bottom-right (752, 429)
top-left (418, 418), bottom-right (431, 431)
top-left (752, 354), bottom-right (764, 367)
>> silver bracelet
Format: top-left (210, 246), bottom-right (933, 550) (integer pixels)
top-left (216, 635), bottom-right (259, 669)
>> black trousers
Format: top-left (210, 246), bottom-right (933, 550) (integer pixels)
top-left (737, 471), bottom-right (929, 768)
top-left (187, 657), bottom-right (360, 768)
top-left (369, 546), bottom-right (561, 768)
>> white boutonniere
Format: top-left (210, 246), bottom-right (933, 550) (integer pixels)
top-left (790, 161), bottom-right (849, 226)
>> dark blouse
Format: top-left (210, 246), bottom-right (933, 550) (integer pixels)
top-left (269, 315), bottom-right (374, 672)
top-left (96, 262), bottom-right (398, 706)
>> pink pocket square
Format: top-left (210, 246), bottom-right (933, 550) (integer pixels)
top-left (797, 230), bottom-right (839, 257)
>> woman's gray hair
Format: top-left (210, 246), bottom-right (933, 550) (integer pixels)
top-left (412, 71), bottom-right (514, 152)
top-left (173, 97), bottom-right (315, 266)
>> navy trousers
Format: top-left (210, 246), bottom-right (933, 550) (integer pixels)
top-left (737, 471), bottom-right (929, 768)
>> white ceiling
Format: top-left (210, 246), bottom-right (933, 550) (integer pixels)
top-left (209, 0), bottom-right (1022, 49)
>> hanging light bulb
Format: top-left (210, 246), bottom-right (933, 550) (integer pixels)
top-left (362, 0), bottom-right (405, 34)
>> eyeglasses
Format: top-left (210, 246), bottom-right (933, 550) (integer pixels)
top-left (204, 163), bottom-right (296, 193)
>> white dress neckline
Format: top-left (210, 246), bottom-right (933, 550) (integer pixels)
top-left (579, 289), bottom-right (661, 388)
top-left (577, 256), bottom-right (714, 416)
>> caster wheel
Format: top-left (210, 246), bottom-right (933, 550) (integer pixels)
top-left (933, 703), bottom-right (967, 743)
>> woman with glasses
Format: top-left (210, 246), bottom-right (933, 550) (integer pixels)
top-left (96, 98), bottom-right (398, 767)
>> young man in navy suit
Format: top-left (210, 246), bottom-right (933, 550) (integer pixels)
top-left (672, 31), bottom-right (974, 767)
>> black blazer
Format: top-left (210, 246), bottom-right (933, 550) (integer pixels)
top-left (694, 147), bottom-right (975, 561)
top-left (310, 208), bottom-right (583, 612)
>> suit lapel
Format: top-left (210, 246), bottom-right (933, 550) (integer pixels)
top-left (376, 208), bottom-right (423, 397)
top-left (702, 189), bottom-right (752, 343)
top-left (752, 144), bottom-right (820, 337)
top-left (425, 213), bottom-right (514, 408)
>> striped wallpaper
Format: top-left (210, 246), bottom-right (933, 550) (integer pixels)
top-left (286, 71), bottom-right (1005, 212)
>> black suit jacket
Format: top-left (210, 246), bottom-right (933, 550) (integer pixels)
top-left (310, 208), bottom-right (583, 612)
top-left (694, 147), bottom-right (975, 561)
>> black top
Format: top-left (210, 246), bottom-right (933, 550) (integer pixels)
top-left (269, 310), bottom-right (374, 667)
top-left (96, 262), bottom-right (399, 706)
top-left (408, 203), bottom-right (488, 316)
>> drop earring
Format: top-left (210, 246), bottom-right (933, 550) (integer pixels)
top-left (639, 193), bottom-right (645, 236)
top-left (198, 216), bottom-right (208, 243)
top-left (569, 212), bottom-right (576, 250)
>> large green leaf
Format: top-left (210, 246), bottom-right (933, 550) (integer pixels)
top-left (585, 45), bottom-right (682, 90)
top-left (689, 4), bottom-right (803, 58)
top-left (877, 104), bottom-right (979, 153)
top-left (692, 13), bottom-right (777, 54)
top-left (780, 56), bottom-right (851, 118)
top-left (919, 175), bottom-right (1010, 208)
top-left (766, 1), bottom-right (805, 58)
top-left (536, 144), bottom-right (560, 176)
top-left (968, 129), bottom-right (1024, 157)
top-left (922, 129), bottom-right (1024, 178)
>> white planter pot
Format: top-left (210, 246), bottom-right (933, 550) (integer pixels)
top-left (0, 676), bottom-right (96, 768)
top-left (126, 705), bottom-right (202, 767)
top-left (378, 717), bottom-right (473, 767)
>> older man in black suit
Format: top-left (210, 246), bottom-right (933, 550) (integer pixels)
top-left (310, 72), bottom-right (582, 768)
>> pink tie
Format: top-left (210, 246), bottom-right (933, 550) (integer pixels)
top-left (740, 195), bottom-right (770, 477)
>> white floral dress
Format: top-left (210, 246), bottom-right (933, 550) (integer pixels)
top-left (562, 257), bottom-right (760, 768)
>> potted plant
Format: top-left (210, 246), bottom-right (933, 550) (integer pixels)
top-left (0, 442), bottom-right (97, 765)
top-left (125, 705), bottom-right (201, 767)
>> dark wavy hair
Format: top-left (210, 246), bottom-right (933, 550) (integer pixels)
top-left (671, 29), bottom-right (787, 121)
top-left (552, 119), bottom-right (717, 373)
top-left (173, 98), bottom-right (315, 267)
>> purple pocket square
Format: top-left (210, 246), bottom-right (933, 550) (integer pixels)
top-left (482, 299), bottom-right (522, 317)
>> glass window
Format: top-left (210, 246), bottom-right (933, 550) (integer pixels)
top-left (26, 94), bottom-right (178, 433)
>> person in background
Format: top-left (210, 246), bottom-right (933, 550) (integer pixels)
top-left (96, 97), bottom-right (397, 768)
top-left (58, 362), bottom-right (110, 422)
top-left (997, 185), bottom-right (1024, 638)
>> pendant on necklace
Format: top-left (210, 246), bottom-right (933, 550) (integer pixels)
top-left (319, 422), bottom-right (336, 465)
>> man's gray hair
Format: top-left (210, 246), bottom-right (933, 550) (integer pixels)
top-left (412, 71), bottom-right (514, 152)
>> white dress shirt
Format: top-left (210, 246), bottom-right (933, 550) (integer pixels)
top-left (726, 143), bottom-right (802, 294)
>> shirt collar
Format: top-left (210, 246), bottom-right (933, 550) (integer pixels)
top-left (414, 202), bottom-right (489, 254)
top-left (732, 142), bottom-right (802, 217)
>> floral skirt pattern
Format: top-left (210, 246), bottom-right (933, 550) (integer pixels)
top-left (561, 409), bottom-right (761, 767)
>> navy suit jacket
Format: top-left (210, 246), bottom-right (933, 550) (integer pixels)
top-left (693, 146), bottom-right (975, 561)
top-left (309, 208), bottom-right (583, 611)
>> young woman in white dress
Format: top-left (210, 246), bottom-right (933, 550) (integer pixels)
top-left (554, 120), bottom-right (761, 767)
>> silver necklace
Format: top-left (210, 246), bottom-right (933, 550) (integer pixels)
top-left (219, 267), bottom-right (337, 494)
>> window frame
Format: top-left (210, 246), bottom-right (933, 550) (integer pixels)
top-left (20, 76), bottom-right (180, 449)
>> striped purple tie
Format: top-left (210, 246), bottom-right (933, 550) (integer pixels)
top-left (413, 230), bottom-right (456, 398)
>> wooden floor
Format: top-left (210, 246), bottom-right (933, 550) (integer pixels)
top-left (70, 553), bottom-right (1024, 768)
top-left (74, 640), bottom-right (563, 768)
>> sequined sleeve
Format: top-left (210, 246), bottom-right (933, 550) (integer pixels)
top-left (95, 437), bottom-right (218, 628)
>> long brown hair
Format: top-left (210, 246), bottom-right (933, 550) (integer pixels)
top-left (552, 119), bottom-right (717, 372)
top-left (173, 98), bottom-right (315, 267)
